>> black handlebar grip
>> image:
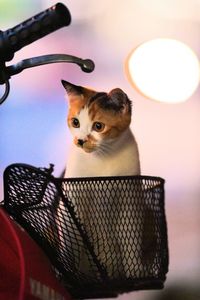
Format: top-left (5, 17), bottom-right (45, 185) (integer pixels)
top-left (0, 3), bottom-right (71, 62)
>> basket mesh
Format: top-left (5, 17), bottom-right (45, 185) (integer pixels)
top-left (3, 163), bottom-right (168, 299)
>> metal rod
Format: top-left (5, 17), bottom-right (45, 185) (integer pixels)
top-left (6, 54), bottom-right (95, 75)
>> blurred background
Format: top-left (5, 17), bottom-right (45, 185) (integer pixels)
top-left (0, 0), bottom-right (200, 299)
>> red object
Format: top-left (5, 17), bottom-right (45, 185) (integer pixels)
top-left (0, 208), bottom-right (72, 300)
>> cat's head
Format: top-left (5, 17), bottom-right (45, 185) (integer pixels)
top-left (61, 80), bottom-right (132, 154)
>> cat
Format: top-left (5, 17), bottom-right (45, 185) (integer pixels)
top-left (62, 80), bottom-right (140, 178)
top-left (58, 80), bottom-right (143, 279)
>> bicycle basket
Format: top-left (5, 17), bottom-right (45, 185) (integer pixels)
top-left (3, 163), bottom-right (168, 299)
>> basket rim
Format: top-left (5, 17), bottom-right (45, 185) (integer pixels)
top-left (4, 163), bottom-right (165, 184)
top-left (58, 175), bottom-right (165, 183)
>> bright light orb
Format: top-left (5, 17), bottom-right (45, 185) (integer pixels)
top-left (126, 39), bottom-right (200, 103)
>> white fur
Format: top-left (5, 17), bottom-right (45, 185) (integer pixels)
top-left (65, 127), bottom-right (140, 178)
top-left (70, 106), bottom-right (93, 141)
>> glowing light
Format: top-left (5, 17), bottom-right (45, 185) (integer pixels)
top-left (126, 39), bottom-right (200, 103)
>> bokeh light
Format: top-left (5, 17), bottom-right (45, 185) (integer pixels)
top-left (126, 38), bottom-right (200, 103)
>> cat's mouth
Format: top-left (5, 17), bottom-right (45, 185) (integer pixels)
top-left (77, 143), bottom-right (96, 153)
top-left (74, 138), bottom-right (97, 153)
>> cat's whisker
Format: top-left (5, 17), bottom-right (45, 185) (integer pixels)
top-left (96, 142), bottom-right (113, 157)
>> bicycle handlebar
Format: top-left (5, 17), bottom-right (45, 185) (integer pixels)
top-left (0, 3), bottom-right (95, 105)
top-left (0, 3), bottom-right (71, 62)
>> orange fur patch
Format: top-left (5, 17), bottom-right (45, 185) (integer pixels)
top-left (88, 102), bottom-right (131, 139)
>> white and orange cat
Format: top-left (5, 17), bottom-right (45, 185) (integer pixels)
top-left (59, 80), bottom-right (142, 278)
top-left (62, 80), bottom-right (140, 178)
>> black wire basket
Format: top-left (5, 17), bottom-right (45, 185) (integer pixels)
top-left (3, 163), bottom-right (168, 299)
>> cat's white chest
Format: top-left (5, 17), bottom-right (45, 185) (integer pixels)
top-left (65, 129), bottom-right (140, 178)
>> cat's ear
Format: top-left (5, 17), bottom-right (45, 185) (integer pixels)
top-left (108, 88), bottom-right (132, 114)
top-left (61, 80), bottom-right (83, 95)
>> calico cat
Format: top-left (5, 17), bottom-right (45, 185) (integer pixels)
top-left (59, 80), bottom-right (142, 278)
top-left (62, 80), bottom-right (140, 178)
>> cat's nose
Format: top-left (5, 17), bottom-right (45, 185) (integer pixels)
top-left (77, 139), bottom-right (85, 146)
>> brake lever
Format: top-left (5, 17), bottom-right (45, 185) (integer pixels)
top-left (6, 54), bottom-right (95, 75)
top-left (0, 54), bottom-right (95, 105)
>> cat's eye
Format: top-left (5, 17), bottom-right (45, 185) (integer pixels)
top-left (71, 118), bottom-right (80, 128)
top-left (93, 122), bottom-right (105, 132)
